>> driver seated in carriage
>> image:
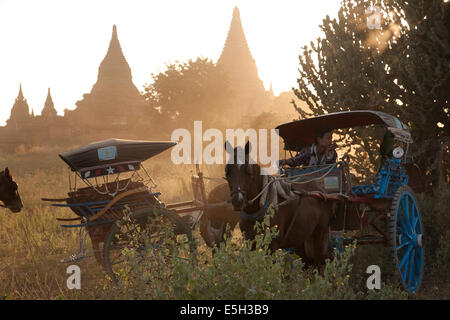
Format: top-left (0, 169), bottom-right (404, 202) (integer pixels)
top-left (278, 126), bottom-right (338, 168)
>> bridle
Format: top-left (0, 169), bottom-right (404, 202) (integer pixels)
top-left (227, 162), bottom-right (250, 208)
top-left (228, 165), bottom-right (268, 221)
top-left (230, 186), bottom-right (246, 202)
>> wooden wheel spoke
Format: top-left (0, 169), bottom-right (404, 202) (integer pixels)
top-left (396, 211), bottom-right (409, 236)
top-left (412, 206), bottom-right (420, 232)
top-left (408, 248), bottom-right (415, 286)
top-left (414, 248), bottom-right (423, 276)
top-left (397, 239), bottom-right (410, 250)
top-left (111, 255), bottom-right (126, 266)
top-left (103, 209), bottom-right (197, 284)
top-left (400, 197), bottom-right (412, 231)
top-left (399, 243), bottom-right (413, 270)
top-left (390, 186), bottom-right (424, 293)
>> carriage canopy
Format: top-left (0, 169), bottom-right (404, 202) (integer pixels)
top-left (59, 139), bottom-right (176, 176)
top-left (276, 110), bottom-right (412, 151)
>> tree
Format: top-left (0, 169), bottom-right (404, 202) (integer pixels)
top-left (292, 0), bottom-right (449, 189)
top-left (387, 0), bottom-right (449, 190)
top-left (143, 57), bottom-right (234, 133)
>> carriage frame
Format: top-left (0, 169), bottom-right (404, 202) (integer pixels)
top-left (42, 139), bottom-right (209, 284)
top-left (276, 110), bottom-right (425, 293)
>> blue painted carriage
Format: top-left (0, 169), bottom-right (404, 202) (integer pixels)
top-left (42, 139), bottom-right (205, 283)
top-left (276, 111), bottom-right (425, 293)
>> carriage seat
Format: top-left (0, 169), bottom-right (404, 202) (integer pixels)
top-left (351, 157), bottom-right (406, 197)
top-left (351, 172), bottom-right (384, 195)
top-left (284, 164), bottom-right (344, 194)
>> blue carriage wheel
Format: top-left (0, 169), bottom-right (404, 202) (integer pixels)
top-left (388, 185), bottom-right (424, 293)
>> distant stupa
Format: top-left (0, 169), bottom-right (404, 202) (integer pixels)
top-left (70, 25), bottom-right (146, 131)
top-left (41, 88), bottom-right (58, 119)
top-left (217, 7), bottom-right (271, 116)
top-left (7, 84), bottom-right (31, 129)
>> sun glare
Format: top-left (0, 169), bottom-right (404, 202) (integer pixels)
top-left (0, 0), bottom-right (341, 126)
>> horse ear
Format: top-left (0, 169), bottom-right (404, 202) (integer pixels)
top-left (5, 167), bottom-right (10, 177)
top-left (245, 141), bottom-right (252, 155)
top-left (224, 140), bottom-right (233, 154)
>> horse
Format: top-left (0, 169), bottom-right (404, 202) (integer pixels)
top-left (223, 141), bottom-right (334, 266)
top-left (0, 167), bottom-right (23, 213)
top-left (199, 182), bottom-right (240, 248)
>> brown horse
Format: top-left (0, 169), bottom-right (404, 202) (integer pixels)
top-left (224, 141), bottom-right (333, 266)
top-left (200, 182), bottom-right (240, 248)
top-left (0, 168), bottom-right (23, 213)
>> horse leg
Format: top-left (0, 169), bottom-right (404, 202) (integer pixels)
top-left (294, 244), bottom-right (314, 269)
top-left (305, 209), bottom-right (332, 270)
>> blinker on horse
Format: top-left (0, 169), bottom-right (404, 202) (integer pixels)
top-left (0, 167), bottom-right (23, 213)
top-left (224, 141), bottom-right (333, 266)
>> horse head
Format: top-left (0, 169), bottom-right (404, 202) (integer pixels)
top-left (0, 167), bottom-right (23, 213)
top-left (224, 141), bottom-right (263, 212)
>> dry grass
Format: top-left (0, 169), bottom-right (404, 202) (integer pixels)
top-left (1, 145), bottom-right (448, 299)
top-left (0, 147), bottom-right (225, 299)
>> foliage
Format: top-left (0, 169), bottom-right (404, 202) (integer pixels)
top-left (0, 150), bottom-right (442, 300)
top-left (143, 57), bottom-right (234, 133)
top-left (103, 207), bottom-right (405, 300)
top-left (419, 184), bottom-right (450, 278)
top-left (292, 0), bottom-right (449, 188)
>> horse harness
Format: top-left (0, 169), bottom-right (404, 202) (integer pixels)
top-left (236, 179), bottom-right (345, 243)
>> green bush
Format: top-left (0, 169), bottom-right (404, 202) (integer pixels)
top-left (102, 206), bottom-right (407, 300)
top-left (419, 184), bottom-right (450, 278)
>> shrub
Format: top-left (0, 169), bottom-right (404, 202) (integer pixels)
top-left (419, 184), bottom-right (450, 278)
top-left (102, 206), bottom-right (406, 300)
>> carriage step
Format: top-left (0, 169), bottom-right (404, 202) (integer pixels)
top-left (61, 252), bottom-right (86, 263)
top-left (341, 234), bottom-right (385, 245)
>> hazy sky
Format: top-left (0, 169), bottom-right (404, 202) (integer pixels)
top-left (0, 0), bottom-right (341, 125)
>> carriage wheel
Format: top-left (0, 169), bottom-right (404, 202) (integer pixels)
top-left (103, 208), bottom-right (196, 285)
top-left (388, 185), bottom-right (424, 293)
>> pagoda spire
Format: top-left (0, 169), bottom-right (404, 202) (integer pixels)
top-left (18, 83), bottom-right (24, 100)
top-left (7, 84), bottom-right (31, 128)
top-left (93, 24), bottom-right (133, 88)
top-left (72, 24), bottom-right (147, 129)
top-left (217, 6), bottom-right (254, 67)
top-left (217, 6), bottom-right (268, 116)
top-left (41, 87), bottom-right (57, 119)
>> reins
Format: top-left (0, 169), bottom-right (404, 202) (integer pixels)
top-left (247, 162), bottom-right (339, 206)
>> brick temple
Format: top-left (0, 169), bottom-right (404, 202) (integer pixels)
top-left (0, 7), bottom-right (274, 151)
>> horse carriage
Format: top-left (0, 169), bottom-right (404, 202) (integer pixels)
top-left (42, 139), bottom-right (210, 283)
top-left (276, 110), bottom-right (425, 293)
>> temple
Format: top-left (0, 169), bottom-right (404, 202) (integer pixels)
top-left (6, 84), bottom-right (31, 130)
top-left (217, 7), bottom-right (272, 117)
top-left (41, 88), bottom-right (58, 119)
top-left (1, 9), bottom-right (278, 150)
top-left (0, 85), bottom-right (70, 150)
top-left (66, 25), bottom-right (147, 138)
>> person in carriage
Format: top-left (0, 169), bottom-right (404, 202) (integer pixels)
top-left (278, 126), bottom-right (338, 168)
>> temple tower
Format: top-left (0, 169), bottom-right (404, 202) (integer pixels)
top-left (217, 7), bottom-right (271, 117)
top-left (70, 25), bottom-right (146, 134)
top-left (7, 84), bottom-right (31, 129)
top-left (41, 88), bottom-right (58, 119)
